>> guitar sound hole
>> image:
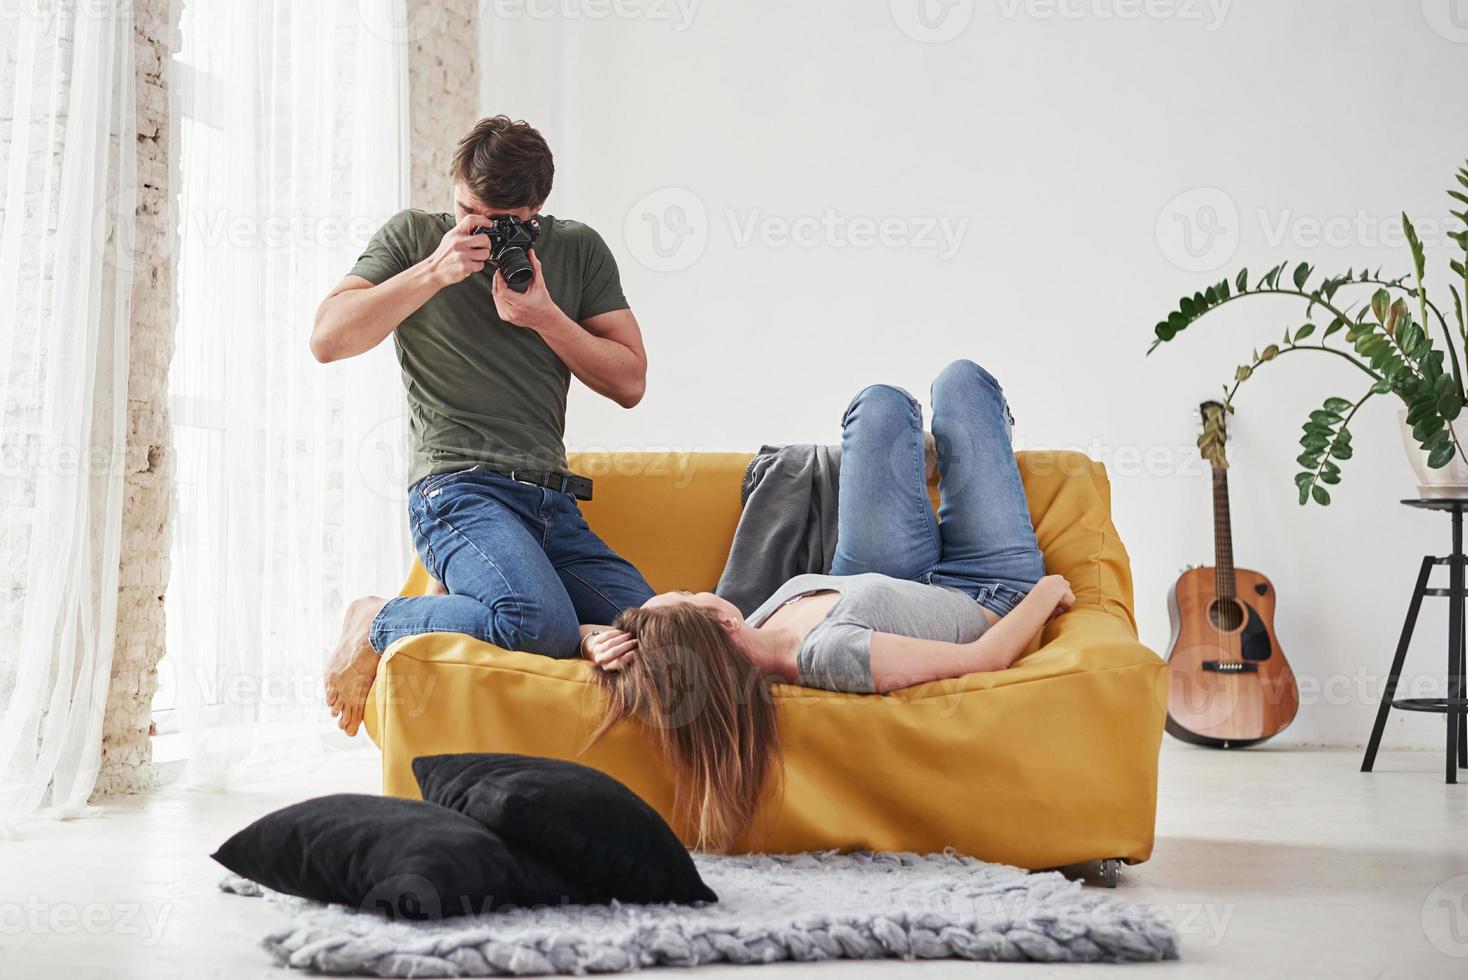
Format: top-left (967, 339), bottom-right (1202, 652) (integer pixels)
top-left (1208, 598), bottom-right (1245, 631)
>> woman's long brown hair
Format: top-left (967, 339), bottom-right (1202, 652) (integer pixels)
top-left (587, 604), bottom-right (781, 852)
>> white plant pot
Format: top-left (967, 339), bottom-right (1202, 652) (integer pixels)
top-left (1399, 407), bottom-right (1468, 498)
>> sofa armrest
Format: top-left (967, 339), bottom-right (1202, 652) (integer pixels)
top-left (1038, 607), bottom-right (1160, 664)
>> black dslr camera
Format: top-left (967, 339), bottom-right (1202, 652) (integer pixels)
top-left (475, 215), bottom-right (541, 293)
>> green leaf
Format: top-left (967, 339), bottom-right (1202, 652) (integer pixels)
top-left (1293, 263), bottom-right (1312, 289)
top-left (1404, 213), bottom-right (1427, 282)
top-left (1312, 485), bottom-right (1331, 505)
top-left (1294, 322), bottom-right (1317, 341)
top-left (1322, 396), bottom-right (1353, 413)
top-left (1401, 321), bottom-right (1425, 356)
top-left (1236, 268), bottom-right (1249, 292)
top-left (1371, 379), bottom-right (1393, 394)
top-left (1429, 442), bottom-right (1457, 469)
top-left (1407, 399), bottom-right (1437, 425)
top-left (1413, 417), bottom-right (1443, 443)
top-left (1372, 288), bottom-right (1392, 324)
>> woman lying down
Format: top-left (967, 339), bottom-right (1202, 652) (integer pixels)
top-left (583, 359), bottom-right (1074, 851)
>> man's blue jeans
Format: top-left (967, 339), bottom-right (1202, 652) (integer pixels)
top-left (830, 359), bottom-right (1045, 618)
top-left (368, 467), bottom-right (654, 658)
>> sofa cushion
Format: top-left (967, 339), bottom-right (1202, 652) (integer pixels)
top-left (412, 753), bottom-right (717, 904)
top-left (211, 793), bottom-right (588, 918)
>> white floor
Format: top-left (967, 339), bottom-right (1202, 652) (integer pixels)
top-left (5, 741), bottom-right (1466, 980)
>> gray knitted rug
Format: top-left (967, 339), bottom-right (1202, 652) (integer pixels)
top-left (221, 851), bottom-right (1179, 975)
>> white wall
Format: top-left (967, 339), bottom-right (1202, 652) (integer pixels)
top-left (479, 0), bottom-right (1468, 748)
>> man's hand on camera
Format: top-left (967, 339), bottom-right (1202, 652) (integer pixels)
top-left (426, 214), bottom-right (493, 287)
top-left (491, 248), bottom-right (561, 332)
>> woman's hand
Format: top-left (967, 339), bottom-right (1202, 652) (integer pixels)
top-left (1035, 574), bottom-right (1076, 621)
top-left (583, 628), bottom-right (638, 671)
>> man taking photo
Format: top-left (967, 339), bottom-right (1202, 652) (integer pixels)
top-left (313, 115), bottom-right (652, 736)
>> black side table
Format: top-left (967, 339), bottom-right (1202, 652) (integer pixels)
top-left (1362, 499), bottom-right (1468, 783)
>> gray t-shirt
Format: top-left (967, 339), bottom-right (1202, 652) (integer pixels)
top-left (746, 572), bottom-right (994, 694)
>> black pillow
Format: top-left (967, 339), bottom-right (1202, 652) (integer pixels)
top-left (212, 793), bottom-right (590, 919)
top-left (412, 754), bottom-right (717, 905)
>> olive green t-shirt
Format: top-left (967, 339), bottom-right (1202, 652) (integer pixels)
top-left (349, 209), bottom-right (629, 488)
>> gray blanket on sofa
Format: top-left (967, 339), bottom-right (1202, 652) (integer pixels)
top-left (714, 444), bottom-right (842, 617)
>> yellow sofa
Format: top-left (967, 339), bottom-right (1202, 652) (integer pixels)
top-left (365, 450), bottom-right (1167, 870)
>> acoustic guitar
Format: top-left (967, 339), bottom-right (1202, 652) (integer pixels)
top-left (1164, 401), bottom-right (1299, 747)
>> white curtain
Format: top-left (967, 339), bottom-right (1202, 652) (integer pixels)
top-left (163, 0), bottom-right (413, 788)
top-left (0, 2), bottom-right (136, 830)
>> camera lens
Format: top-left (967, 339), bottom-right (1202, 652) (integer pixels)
top-left (497, 247), bottom-right (534, 293)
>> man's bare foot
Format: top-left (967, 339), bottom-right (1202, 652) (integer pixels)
top-left (924, 431), bottom-right (938, 482)
top-left (325, 596), bottom-right (389, 737)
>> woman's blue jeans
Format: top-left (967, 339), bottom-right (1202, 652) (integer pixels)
top-left (829, 359), bottom-right (1045, 618)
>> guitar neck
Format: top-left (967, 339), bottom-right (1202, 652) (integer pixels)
top-left (1212, 467), bottom-right (1237, 599)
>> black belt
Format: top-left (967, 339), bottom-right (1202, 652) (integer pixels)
top-left (498, 468), bottom-right (594, 501)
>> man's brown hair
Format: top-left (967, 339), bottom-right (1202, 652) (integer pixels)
top-left (449, 115), bottom-right (555, 209)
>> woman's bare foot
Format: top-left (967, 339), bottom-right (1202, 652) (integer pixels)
top-left (924, 430), bottom-right (938, 482)
top-left (324, 596), bottom-right (389, 737)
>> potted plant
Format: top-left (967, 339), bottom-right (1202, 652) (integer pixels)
top-left (1148, 160), bottom-right (1468, 505)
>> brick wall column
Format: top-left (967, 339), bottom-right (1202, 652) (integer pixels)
top-left (95, 0), bottom-right (176, 797)
top-left (408, 0), bottom-right (480, 211)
